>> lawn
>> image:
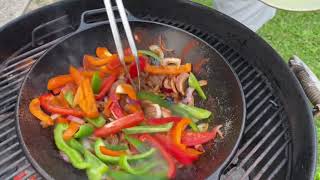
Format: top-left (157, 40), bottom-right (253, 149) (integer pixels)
top-left (192, 0), bottom-right (320, 178)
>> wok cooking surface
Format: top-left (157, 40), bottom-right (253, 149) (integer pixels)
top-left (0, 0), bottom-right (315, 179)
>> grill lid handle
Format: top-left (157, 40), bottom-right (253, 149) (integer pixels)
top-left (289, 55), bottom-right (320, 117)
top-left (78, 7), bottom-right (139, 32)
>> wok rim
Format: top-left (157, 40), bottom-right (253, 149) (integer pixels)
top-left (16, 20), bottom-right (246, 180)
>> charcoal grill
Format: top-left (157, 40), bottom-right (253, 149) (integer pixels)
top-left (0, 0), bottom-right (316, 180)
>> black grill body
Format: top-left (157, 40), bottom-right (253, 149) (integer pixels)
top-left (0, 0), bottom-right (316, 180)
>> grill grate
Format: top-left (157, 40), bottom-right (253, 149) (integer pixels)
top-left (0, 13), bottom-right (291, 180)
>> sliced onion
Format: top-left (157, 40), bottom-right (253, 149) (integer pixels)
top-left (182, 87), bottom-right (195, 106)
top-left (67, 115), bottom-right (85, 124)
top-left (82, 138), bottom-right (93, 151)
top-left (159, 35), bottom-right (174, 52)
top-left (59, 151), bottom-right (70, 163)
top-left (197, 123), bottom-right (209, 132)
top-left (50, 114), bottom-right (61, 120)
top-left (149, 45), bottom-right (164, 59)
top-left (161, 58), bottom-right (181, 67)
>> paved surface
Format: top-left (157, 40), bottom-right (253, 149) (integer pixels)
top-left (0, 0), bottom-right (30, 27)
top-left (0, 0), bottom-right (59, 28)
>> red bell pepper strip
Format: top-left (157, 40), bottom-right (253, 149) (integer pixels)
top-left (139, 134), bottom-right (176, 179)
top-left (110, 101), bottom-right (125, 119)
top-left (148, 117), bottom-right (182, 125)
top-left (94, 112), bottom-right (144, 137)
top-left (39, 94), bottom-right (84, 117)
top-left (129, 56), bottom-right (147, 79)
top-left (153, 134), bottom-right (198, 165)
top-left (181, 125), bottom-right (223, 146)
top-left (95, 74), bottom-right (117, 100)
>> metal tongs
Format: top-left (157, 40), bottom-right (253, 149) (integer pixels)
top-left (103, 0), bottom-right (140, 90)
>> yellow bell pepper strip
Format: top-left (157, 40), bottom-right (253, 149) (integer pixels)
top-left (144, 63), bottom-right (192, 75)
top-left (29, 98), bottom-right (54, 128)
top-left (100, 146), bottom-right (127, 156)
top-left (96, 47), bottom-right (112, 58)
top-left (69, 65), bottom-right (84, 86)
top-left (47, 74), bottom-right (73, 90)
top-left (94, 138), bottom-right (156, 163)
top-left (91, 72), bottom-right (102, 94)
top-left (188, 72), bottom-right (206, 99)
top-left (39, 94), bottom-right (84, 117)
top-left (74, 78), bottom-right (99, 118)
top-left (171, 118), bottom-right (191, 150)
top-left (63, 121), bottom-right (81, 141)
top-left (84, 150), bottom-right (109, 180)
top-left (54, 123), bottom-right (89, 169)
top-left (85, 115), bottom-right (106, 128)
top-left (115, 83), bottom-right (137, 100)
top-left (119, 155), bottom-right (159, 175)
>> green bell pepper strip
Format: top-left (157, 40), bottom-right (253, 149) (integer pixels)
top-left (188, 72), bottom-right (206, 99)
top-left (176, 103), bottom-right (211, 120)
top-left (94, 138), bottom-right (156, 163)
top-left (105, 143), bottom-right (128, 151)
top-left (84, 150), bottom-right (109, 180)
top-left (108, 171), bottom-right (168, 180)
top-left (123, 122), bottom-right (173, 134)
top-left (64, 91), bottom-right (74, 107)
top-left (137, 91), bottom-right (171, 109)
top-left (85, 115), bottom-right (106, 128)
top-left (54, 124), bottom-right (89, 169)
top-left (138, 50), bottom-right (161, 62)
top-left (67, 138), bottom-right (86, 154)
top-left (124, 135), bottom-right (149, 152)
top-left (91, 72), bottom-right (102, 94)
top-left (119, 155), bottom-right (159, 175)
top-left (74, 124), bottom-right (94, 139)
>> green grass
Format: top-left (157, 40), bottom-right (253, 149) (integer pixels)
top-left (193, 0), bottom-right (320, 178)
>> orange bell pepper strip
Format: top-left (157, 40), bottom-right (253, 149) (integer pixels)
top-left (170, 118), bottom-right (202, 156)
top-left (56, 92), bottom-right (70, 108)
top-left (115, 83), bottom-right (137, 100)
top-left (144, 63), bottom-right (192, 75)
top-left (99, 146), bottom-right (126, 156)
top-left (69, 65), bottom-right (84, 86)
top-left (124, 104), bottom-right (141, 114)
top-left (86, 54), bottom-right (135, 67)
top-left (103, 99), bottom-right (113, 117)
top-left (74, 78), bottom-right (99, 118)
top-left (63, 121), bottom-right (81, 140)
top-left (96, 47), bottom-right (112, 58)
top-left (171, 118), bottom-right (191, 149)
top-left (47, 74), bottom-right (73, 90)
top-left (56, 117), bottom-right (69, 124)
top-left (29, 98), bottom-right (54, 128)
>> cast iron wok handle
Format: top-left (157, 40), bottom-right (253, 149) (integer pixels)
top-left (288, 55), bottom-right (320, 117)
top-left (78, 7), bottom-right (139, 32)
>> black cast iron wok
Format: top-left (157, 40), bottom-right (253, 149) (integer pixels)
top-left (16, 8), bottom-right (245, 180)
